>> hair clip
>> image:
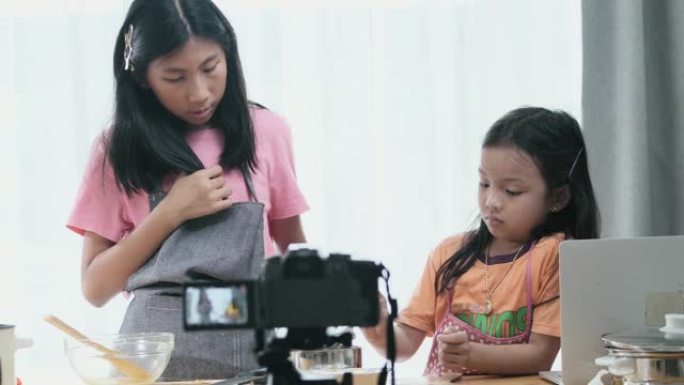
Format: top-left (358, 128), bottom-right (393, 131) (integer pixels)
top-left (568, 147), bottom-right (584, 179)
top-left (124, 24), bottom-right (135, 71)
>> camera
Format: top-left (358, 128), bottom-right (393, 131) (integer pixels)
top-left (183, 248), bottom-right (382, 330)
top-left (182, 248), bottom-right (393, 385)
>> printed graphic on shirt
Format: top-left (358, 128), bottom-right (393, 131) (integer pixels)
top-left (454, 306), bottom-right (528, 338)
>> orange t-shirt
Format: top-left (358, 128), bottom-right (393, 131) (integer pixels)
top-left (398, 233), bottom-right (563, 339)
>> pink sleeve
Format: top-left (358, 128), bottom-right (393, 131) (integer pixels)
top-left (66, 134), bottom-right (133, 243)
top-left (261, 114), bottom-right (309, 221)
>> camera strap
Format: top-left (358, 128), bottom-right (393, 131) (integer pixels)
top-left (379, 264), bottom-right (397, 385)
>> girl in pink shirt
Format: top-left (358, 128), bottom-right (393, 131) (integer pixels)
top-left (67, 0), bottom-right (308, 379)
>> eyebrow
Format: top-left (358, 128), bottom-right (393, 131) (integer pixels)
top-left (478, 169), bottom-right (525, 183)
top-left (501, 177), bottom-right (526, 183)
top-left (162, 54), bottom-right (220, 73)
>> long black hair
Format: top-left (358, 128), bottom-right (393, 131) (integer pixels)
top-left (107, 0), bottom-right (256, 194)
top-left (435, 107), bottom-right (600, 293)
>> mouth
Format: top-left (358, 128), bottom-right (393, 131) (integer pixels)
top-left (484, 216), bottom-right (504, 225)
top-left (189, 105), bottom-right (214, 120)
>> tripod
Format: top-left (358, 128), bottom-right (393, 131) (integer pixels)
top-left (257, 328), bottom-right (356, 385)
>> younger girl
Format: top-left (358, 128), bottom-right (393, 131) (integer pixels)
top-left (67, 0), bottom-right (308, 379)
top-left (363, 107), bottom-right (600, 376)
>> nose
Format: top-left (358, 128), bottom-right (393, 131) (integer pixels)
top-left (187, 76), bottom-right (210, 105)
top-left (485, 189), bottom-right (502, 211)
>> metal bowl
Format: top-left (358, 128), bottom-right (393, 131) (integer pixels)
top-left (602, 349), bottom-right (684, 385)
top-left (599, 328), bottom-right (684, 385)
top-left (290, 346), bottom-right (361, 372)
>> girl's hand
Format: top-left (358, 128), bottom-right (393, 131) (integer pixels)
top-left (360, 293), bottom-right (389, 342)
top-left (437, 326), bottom-right (470, 373)
top-left (160, 165), bottom-right (233, 223)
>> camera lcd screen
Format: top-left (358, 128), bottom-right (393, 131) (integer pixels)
top-left (183, 281), bottom-right (255, 330)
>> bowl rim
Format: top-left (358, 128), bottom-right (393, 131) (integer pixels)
top-left (69, 332), bottom-right (174, 343)
top-left (64, 332), bottom-right (175, 354)
top-left (291, 345), bottom-right (361, 355)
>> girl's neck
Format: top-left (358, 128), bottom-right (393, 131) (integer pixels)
top-left (489, 237), bottom-right (530, 256)
top-left (187, 124), bottom-right (210, 131)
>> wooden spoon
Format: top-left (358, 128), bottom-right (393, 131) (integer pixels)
top-left (44, 315), bottom-right (154, 383)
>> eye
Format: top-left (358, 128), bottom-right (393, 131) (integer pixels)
top-left (506, 190), bottom-right (522, 196)
top-left (203, 63), bottom-right (218, 73)
top-left (479, 182), bottom-right (489, 188)
top-left (163, 77), bottom-right (184, 83)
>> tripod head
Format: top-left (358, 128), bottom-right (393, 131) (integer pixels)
top-left (257, 328), bottom-right (358, 385)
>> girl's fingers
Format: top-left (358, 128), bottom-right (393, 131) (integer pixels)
top-left (439, 353), bottom-right (466, 369)
top-left (214, 197), bottom-right (233, 211)
top-left (438, 331), bottom-right (468, 344)
top-left (438, 345), bottom-right (467, 367)
top-left (212, 176), bottom-right (225, 189)
top-left (213, 185), bottom-right (232, 201)
top-left (204, 164), bottom-right (223, 178)
top-left (440, 341), bottom-right (469, 355)
top-left (439, 347), bottom-right (467, 362)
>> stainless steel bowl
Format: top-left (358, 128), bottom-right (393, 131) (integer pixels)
top-left (290, 346), bottom-right (361, 372)
top-left (605, 349), bottom-right (684, 385)
top-left (600, 328), bottom-right (684, 385)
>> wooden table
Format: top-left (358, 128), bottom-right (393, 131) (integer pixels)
top-left (151, 376), bottom-right (548, 385)
top-left (149, 374), bottom-right (548, 385)
top-left (415, 375), bottom-right (548, 385)
top-left (20, 364), bottom-right (547, 385)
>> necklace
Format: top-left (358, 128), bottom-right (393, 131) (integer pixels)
top-left (482, 243), bottom-right (525, 315)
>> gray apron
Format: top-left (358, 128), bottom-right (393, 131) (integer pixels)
top-left (120, 166), bottom-right (264, 380)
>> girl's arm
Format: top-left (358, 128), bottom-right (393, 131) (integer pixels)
top-left (81, 166), bottom-right (232, 307)
top-left (438, 330), bottom-right (560, 374)
top-left (360, 295), bottom-right (427, 361)
top-left (270, 215), bottom-right (306, 254)
top-left (363, 322), bottom-right (427, 362)
top-left (81, 206), bottom-right (180, 307)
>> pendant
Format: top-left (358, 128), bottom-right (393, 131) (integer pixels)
top-left (483, 299), bottom-right (493, 315)
top-left (453, 301), bottom-right (493, 315)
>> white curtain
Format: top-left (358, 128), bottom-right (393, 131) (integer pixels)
top-left (0, 0), bottom-right (581, 381)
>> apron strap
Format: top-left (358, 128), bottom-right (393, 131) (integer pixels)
top-left (148, 164), bottom-right (258, 211)
top-left (240, 164), bottom-right (258, 203)
top-left (149, 180), bottom-right (165, 211)
top-left (523, 241), bottom-right (535, 334)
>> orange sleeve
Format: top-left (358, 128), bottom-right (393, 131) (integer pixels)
top-left (531, 234), bottom-right (564, 337)
top-left (397, 235), bottom-right (465, 337)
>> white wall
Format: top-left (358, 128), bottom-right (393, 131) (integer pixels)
top-left (0, 0), bottom-right (580, 380)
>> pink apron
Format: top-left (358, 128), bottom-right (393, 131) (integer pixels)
top-left (424, 248), bottom-right (534, 376)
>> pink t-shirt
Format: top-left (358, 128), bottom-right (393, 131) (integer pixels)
top-left (67, 107), bottom-right (309, 257)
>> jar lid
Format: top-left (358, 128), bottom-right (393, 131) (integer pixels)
top-left (602, 327), bottom-right (684, 353)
